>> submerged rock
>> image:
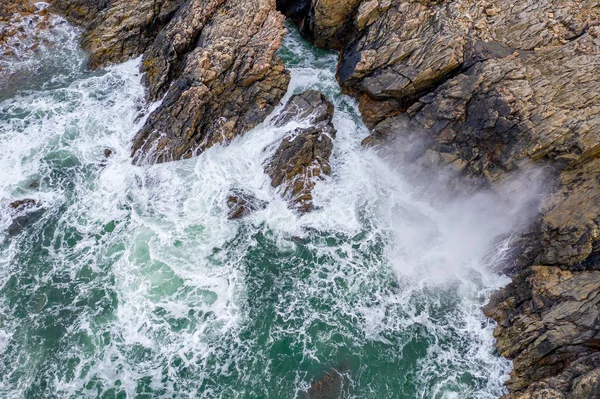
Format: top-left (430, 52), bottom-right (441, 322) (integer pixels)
top-left (307, 368), bottom-right (350, 399)
top-left (226, 189), bottom-right (267, 220)
top-left (7, 198), bottom-right (44, 237)
top-left (265, 90), bottom-right (335, 214)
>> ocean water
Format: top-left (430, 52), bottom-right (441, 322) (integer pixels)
top-left (0, 16), bottom-right (514, 399)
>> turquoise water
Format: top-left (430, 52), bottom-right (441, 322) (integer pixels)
top-left (0, 17), bottom-right (512, 399)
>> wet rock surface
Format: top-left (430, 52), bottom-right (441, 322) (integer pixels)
top-left (307, 369), bottom-right (350, 399)
top-left (265, 90), bottom-right (336, 214)
top-left (131, 0), bottom-right (290, 164)
top-left (48, 0), bottom-right (290, 165)
top-left (7, 199), bottom-right (44, 237)
top-left (0, 2), bottom-right (54, 68)
top-left (277, 0), bottom-right (362, 49)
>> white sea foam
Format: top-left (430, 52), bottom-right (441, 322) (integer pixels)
top-left (0, 20), bottom-right (531, 399)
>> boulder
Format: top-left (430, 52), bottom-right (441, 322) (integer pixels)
top-left (265, 90), bottom-right (335, 214)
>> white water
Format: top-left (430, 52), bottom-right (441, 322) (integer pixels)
top-left (0, 18), bottom-right (520, 399)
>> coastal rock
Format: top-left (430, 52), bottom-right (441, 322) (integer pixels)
top-left (327, 1), bottom-right (600, 397)
top-left (7, 199), bottom-right (44, 236)
top-left (338, 0), bottom-right (600, 127)
top-left (49, 0), bottom-right (184, 69)
top-left (265, 90), bottom-right (335, 214)
top-left (307, 369), bottom-right (350, 399)
top-left (277, 0), bottom-right (363, 50)
top-left (131, 0), bottom-right (290, 164)
top-left (0, 2), bottom-right (53, 68)
top-left (483, 266), bottom-right (600, 397)
top-left (226, 189), bottom-right (267, 220)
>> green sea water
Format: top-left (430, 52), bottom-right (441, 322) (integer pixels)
top-left (0, 17), bottom-right (512, 399)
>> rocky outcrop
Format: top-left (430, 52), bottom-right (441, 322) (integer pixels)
top-left (484, 266), bottom-right (600, 396)
top-left (48, 0), bottom-right (290, 165)
top-left (131, 0), bottom-right (290, 164)
top-left (338, 0), bottom-right (600, 127)
top-left (265, 90), bottom-right (336, 214)
top-left (361, 23), bottom-right (600, 399)
top-left (49, 0), bottom-right (184, 70)
top-left (277, 0), bottom-right (363, 49)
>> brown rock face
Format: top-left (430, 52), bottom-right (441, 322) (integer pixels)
top-left (361, 24), bottom-right (600, 399)
top-left (0, 2), bottom-right (54, 66)
top-left (49, 0), bottom-right (184, 70)
top-left (265, 90), bottom-right (336, 214)
top-left (277, 0), bottom-right (363, 49)
top-left (48, 0), bottom-right (290, 165)
top-left (483, 266), bottom-right (600, 396)
top-left (131, 0), bottom-right (290, 164)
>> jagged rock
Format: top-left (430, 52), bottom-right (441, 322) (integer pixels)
top-left (9, 198), bottom-right (37, 210)
top-left (226, 189), bottom-right (267, 220)
top-left (265, 90), bottom-right (335, 214)
top-left (131, 0), bottom-right (290, 164)
top-left (49, 0), bottom-right (184, 69)
top-left (483, 266), bottom-right (600, 397)
top-left (277, 0), bottom-right (363, 50)
top-left (0, 2), bottom-right (53, 69)
top-left (338, 0), bottom-right (600, 127)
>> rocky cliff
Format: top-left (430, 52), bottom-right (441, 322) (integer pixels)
top-left (277, 0), bottom-right (600, 397)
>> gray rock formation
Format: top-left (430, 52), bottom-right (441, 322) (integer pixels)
top-left (265, 90), bottom-right (336, 214)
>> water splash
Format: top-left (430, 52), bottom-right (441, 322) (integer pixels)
top-left (0, 20), bottom-right (516, 399)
